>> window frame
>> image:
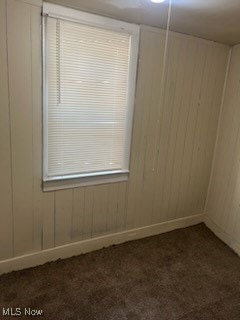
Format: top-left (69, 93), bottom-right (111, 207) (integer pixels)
top-left (42, 3), bottom-right (140, 191)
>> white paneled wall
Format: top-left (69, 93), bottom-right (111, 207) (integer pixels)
top-left (127, 27), bottom-right (229, 230)
top-left (0, 0), bottom-right (13, 260)
top-left (206, 45), bottom-right (240, 253)
top-left (0, 0), bottom-right (229, 263)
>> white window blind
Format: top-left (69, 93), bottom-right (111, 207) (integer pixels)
top-left (43, 3), bottom-right (139, 187)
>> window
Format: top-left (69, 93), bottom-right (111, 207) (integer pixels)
top-left (42, 3), bottom-right (139, 191)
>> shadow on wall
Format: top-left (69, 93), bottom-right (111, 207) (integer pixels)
top-left (48, 0), bottom-right (170, 29)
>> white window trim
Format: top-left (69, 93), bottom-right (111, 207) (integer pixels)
top-left (42, 3), bottom-right (140, 191)
top-left (43, 171), bottom-right (129, 192)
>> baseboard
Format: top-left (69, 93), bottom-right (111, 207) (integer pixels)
top-left (204, 215), bottom-right (240, 256)
top-left (0, 213), bottom-right (204, 275)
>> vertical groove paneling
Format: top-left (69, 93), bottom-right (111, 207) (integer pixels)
top-left (154, 37), bottom-right (184, 223)
top-left (106, 184), bottom-right (119, 232)
top-left (155, 38), bottom-right (190, 223)
top-left (0, 0), bottom-right (229, 261)
top-left (82, 186), bottom-right (94, 239)
top-left (72, 188), bottom-right (85, 242)
top-left (42, 192), bottom-right (55, 249)
top-left (55, 190), bottom-right (73, 246)
top-left (127, 29), bottom-right (166, 229)
top-left (181, 45), bottom-right (207, 213)
top-left (136, 32), bottom-right (168, 227)
top-left (164, 39), bottom-right (197, 221)
top-left (116, 182), bottom-right (127, 232)
top-left (0, 0), bottom-right (13, 260)
top-left (92, 185), bottom-right (109, 237)
top-left (189, 47), bottom-right (223, 214)
top-left (172, 42), bottom-right (202, 219)
top-left (206, 45), bottom-right (240, 245)
top-left (197, 47), bottom-right (229, 211)
top-left (126, 30), bottom-right (156, 229)
top-left (7, 0), bottom-right (34, 256)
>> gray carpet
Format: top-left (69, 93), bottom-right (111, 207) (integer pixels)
top-left (0, 223), bottom-right (240, 320)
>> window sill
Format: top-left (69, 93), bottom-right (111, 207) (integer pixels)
top-left (43, 171), bottom-right (129, 191)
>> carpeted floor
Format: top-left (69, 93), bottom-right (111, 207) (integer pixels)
top-left (0, 223), bottom-right (240, 320)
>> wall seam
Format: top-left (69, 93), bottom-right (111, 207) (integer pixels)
top-left (203, 47), bottom-right (232, 214)
top-left (5, 0), bottom-right (15, 258)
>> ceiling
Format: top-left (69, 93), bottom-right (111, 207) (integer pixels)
top-left (48, 0), bottom-right (240, 45)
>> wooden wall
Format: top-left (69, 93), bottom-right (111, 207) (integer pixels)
top-left (0, 0), bottom-right (229, 261)
top-left (206, 45), bottom-right (240, 249)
